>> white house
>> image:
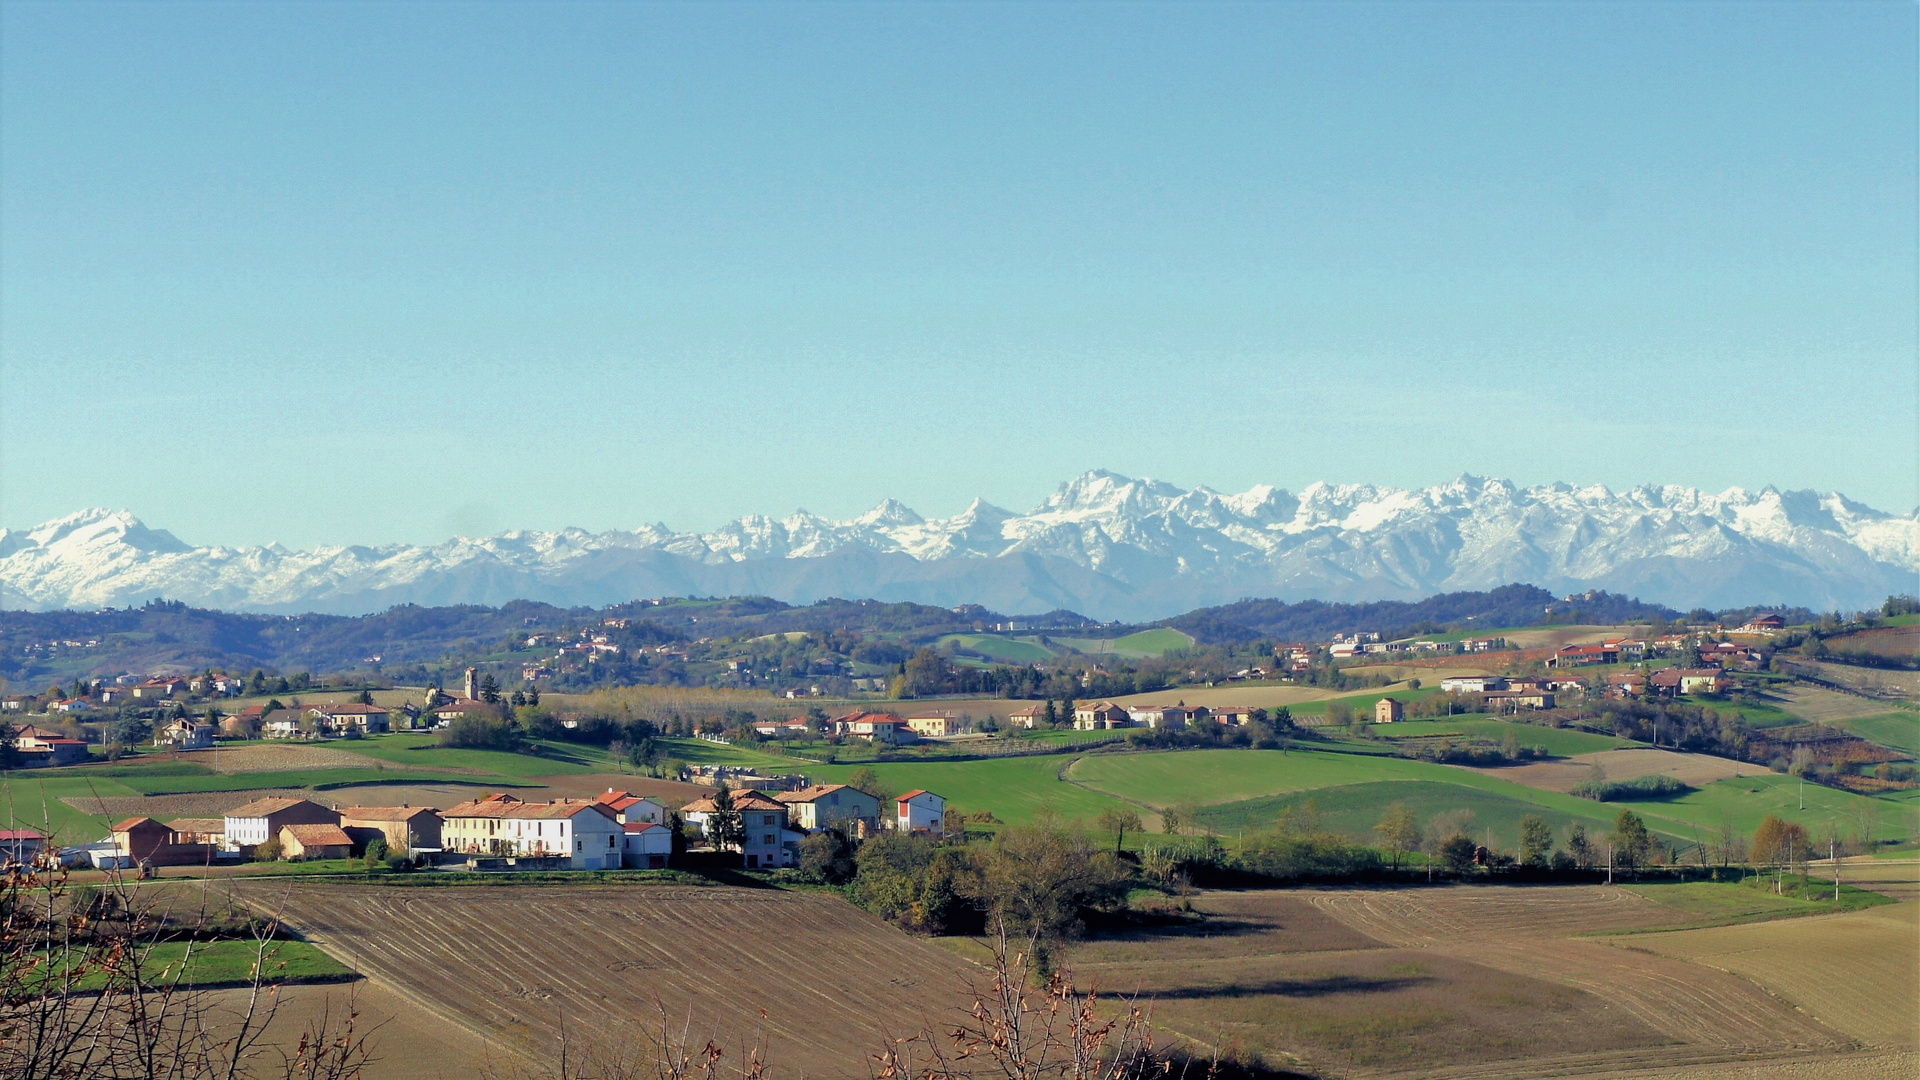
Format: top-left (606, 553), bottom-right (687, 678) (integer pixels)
top-left (308, 703), bottom-right (391, 734)
top-left (440, 794), bottom-right (623, 869)
top-left (1440, 676), bottom-right (1507, 694)
top-left (592, 789), bottom-right (666, 825)
top-left (620, 821), bottom-right (673, 868)
top-left (1073, 702), bottom-right (1132, 730)
top-left (681, 790), bottom-right (796, 869)
top-left (154, 719), bottom-right (216, 751)
top-left (223, 797), bottom-right (340, 851)
top-left (895, 790), bottom-right (946, 838)
top-left (1127, 705), bottom-right (1196, 730)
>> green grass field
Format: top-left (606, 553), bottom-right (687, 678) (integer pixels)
top-left (1702, 699), bottom-right (1804, 729)
top-left (801, 754), bottom-right (1135, 825)
top-left (1288, 688), bottom-right (1446, 716)
top-left (1368, 718), bottom-right (1633, 757)
top-left (32, 939), bottom-right (348, 991)
top-left (937, 634), bottom-right (1056, 663)
top-left (1615, 878), bottom-right (1892, 927)
top-left (1192, 779), bottom-right (1637, 849)
top-left (1067, 746), bottom-right (1920, 849)
top-left (1616, 773), bottom-right (1920, 846)
top-left (1826, 712), bottom-right (1920, 757)
top-left (1052, 628), bottom-right (1194, 658)
top-left (2, 772), bottom-right (140, 840)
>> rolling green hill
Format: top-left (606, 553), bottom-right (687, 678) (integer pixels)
top-left (1193, 779), bottom-right (1641, 850)
top-left (937, 634), bottom-right (1056, 663)
top-left (1053, 627), bottom-right (1194, 658)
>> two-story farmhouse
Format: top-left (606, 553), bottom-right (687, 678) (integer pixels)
top-left (895, 790), bottom-right (946, 838)
top-left (441, 794), bottom-right (623, 869)
top-left (776, 783), bottom-right (880, 833)
top-left (223, 797), bottom-right (341, 853)
top-left (339, 805), bottom-right (443, 854)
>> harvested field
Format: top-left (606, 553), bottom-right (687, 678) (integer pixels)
top-left (197, 978), bottom-right (489, 1080)
top-left (250, 884), bottom-right (976, 1075)
top-left (1302, 886), bottom-right (1855, 1065)
top-left (66, 790), bottom-right (313, 819)
top-left (202, 744), bottom-right (405, 775)
top-left (1618, 901), bottom-right (1920, 1048)
top-left (1814, 856), bottom-right (1920, 900)
top-left (1071, 891), bottom-right (1665, 1076)
top-left (1787, 662), bottom-right (1920, 701)
top-left (515, 771), bottom-right (714, 804)
top-left (1777, 684), bottom-right (1906, 724)
top-left (1473, 748), bottom-right (1755, 794)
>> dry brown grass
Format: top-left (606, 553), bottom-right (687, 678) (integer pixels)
top-left (249, 883), bottom-right (977, 1076)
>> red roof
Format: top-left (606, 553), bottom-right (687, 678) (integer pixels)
top-left (622, 821), bottom-right (661, 834)
top-left (0, 829), bottom-right (44, 841)
top-left (896, 789), bottom-right (931, 803)
top-left (112, 816), bottom-right (166, 833)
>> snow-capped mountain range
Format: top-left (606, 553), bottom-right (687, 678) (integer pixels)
top-left (3, 472), bottom-right (1916, 621)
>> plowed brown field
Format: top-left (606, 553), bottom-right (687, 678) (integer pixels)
top-left (1619, 901), bottom-right (1919, 1048)
top-left (1072, 891), bottom-right (1666, 1076)
top-left (251, 884), bottom-right (975, 1076)
top-left (1306, 887), bottom-right (1852, 1055)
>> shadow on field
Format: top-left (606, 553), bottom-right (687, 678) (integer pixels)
top-left (1083, 915), bottom-right (1273, 942)
top-left (1156, 973), bottom-right (1432, 1000)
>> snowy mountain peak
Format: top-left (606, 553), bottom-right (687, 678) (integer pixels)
top-left (4, 474), bottom-right (1915, 619)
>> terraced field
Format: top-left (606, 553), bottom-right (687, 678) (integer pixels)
top-left (254, 883), bottom-right (977, 1075)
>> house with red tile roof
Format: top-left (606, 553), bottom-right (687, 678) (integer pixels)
top-left (681, 789), bottom-right (800, 868)
top-left (592, 789), bottom-right (666, 826)
top-left (279, 823), bottom-right (354, 860)
top-left (223, 797), bottom-right (340, 852)
top-left (440, 794), bottom-right (622, 868)
top-left (620, 821), bottom-right (672, 868)
top-left (339, 805), bottom-right (443, 853)
top-left (308, 703), bottom-right (391, 734)
top-left (775, 784), bottom-right (879, 832)
top-left (896, 790), bottom-right (946, 838)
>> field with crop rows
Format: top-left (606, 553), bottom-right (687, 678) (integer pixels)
top-left (252, 883), bottom-right (977, 1075)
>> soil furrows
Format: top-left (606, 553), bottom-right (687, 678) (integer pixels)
top-left (1305, 888), bottom-right (1853, 1054)
top-left (257, 884), bottom-right (973, 1075)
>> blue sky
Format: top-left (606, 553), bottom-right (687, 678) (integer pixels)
top-left (3, 2), bottom-right (1915, 548)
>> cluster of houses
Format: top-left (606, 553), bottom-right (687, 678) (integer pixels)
top-left (1050, 701), bottom-right (1260, 731)
top-left (1326, 633), bottom-right (1505, 659)
top-left (40, 779), bottom-right (950, 876)
top-left (4, 672), bottom-right (255, 716)
top-left (1442, 663), bottom-right (1734, 705)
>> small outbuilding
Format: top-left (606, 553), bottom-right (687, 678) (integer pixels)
top-left (1373, 698), bottom-right (1404, 723)
top-left (278, 823), bottom-right (355, 861)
